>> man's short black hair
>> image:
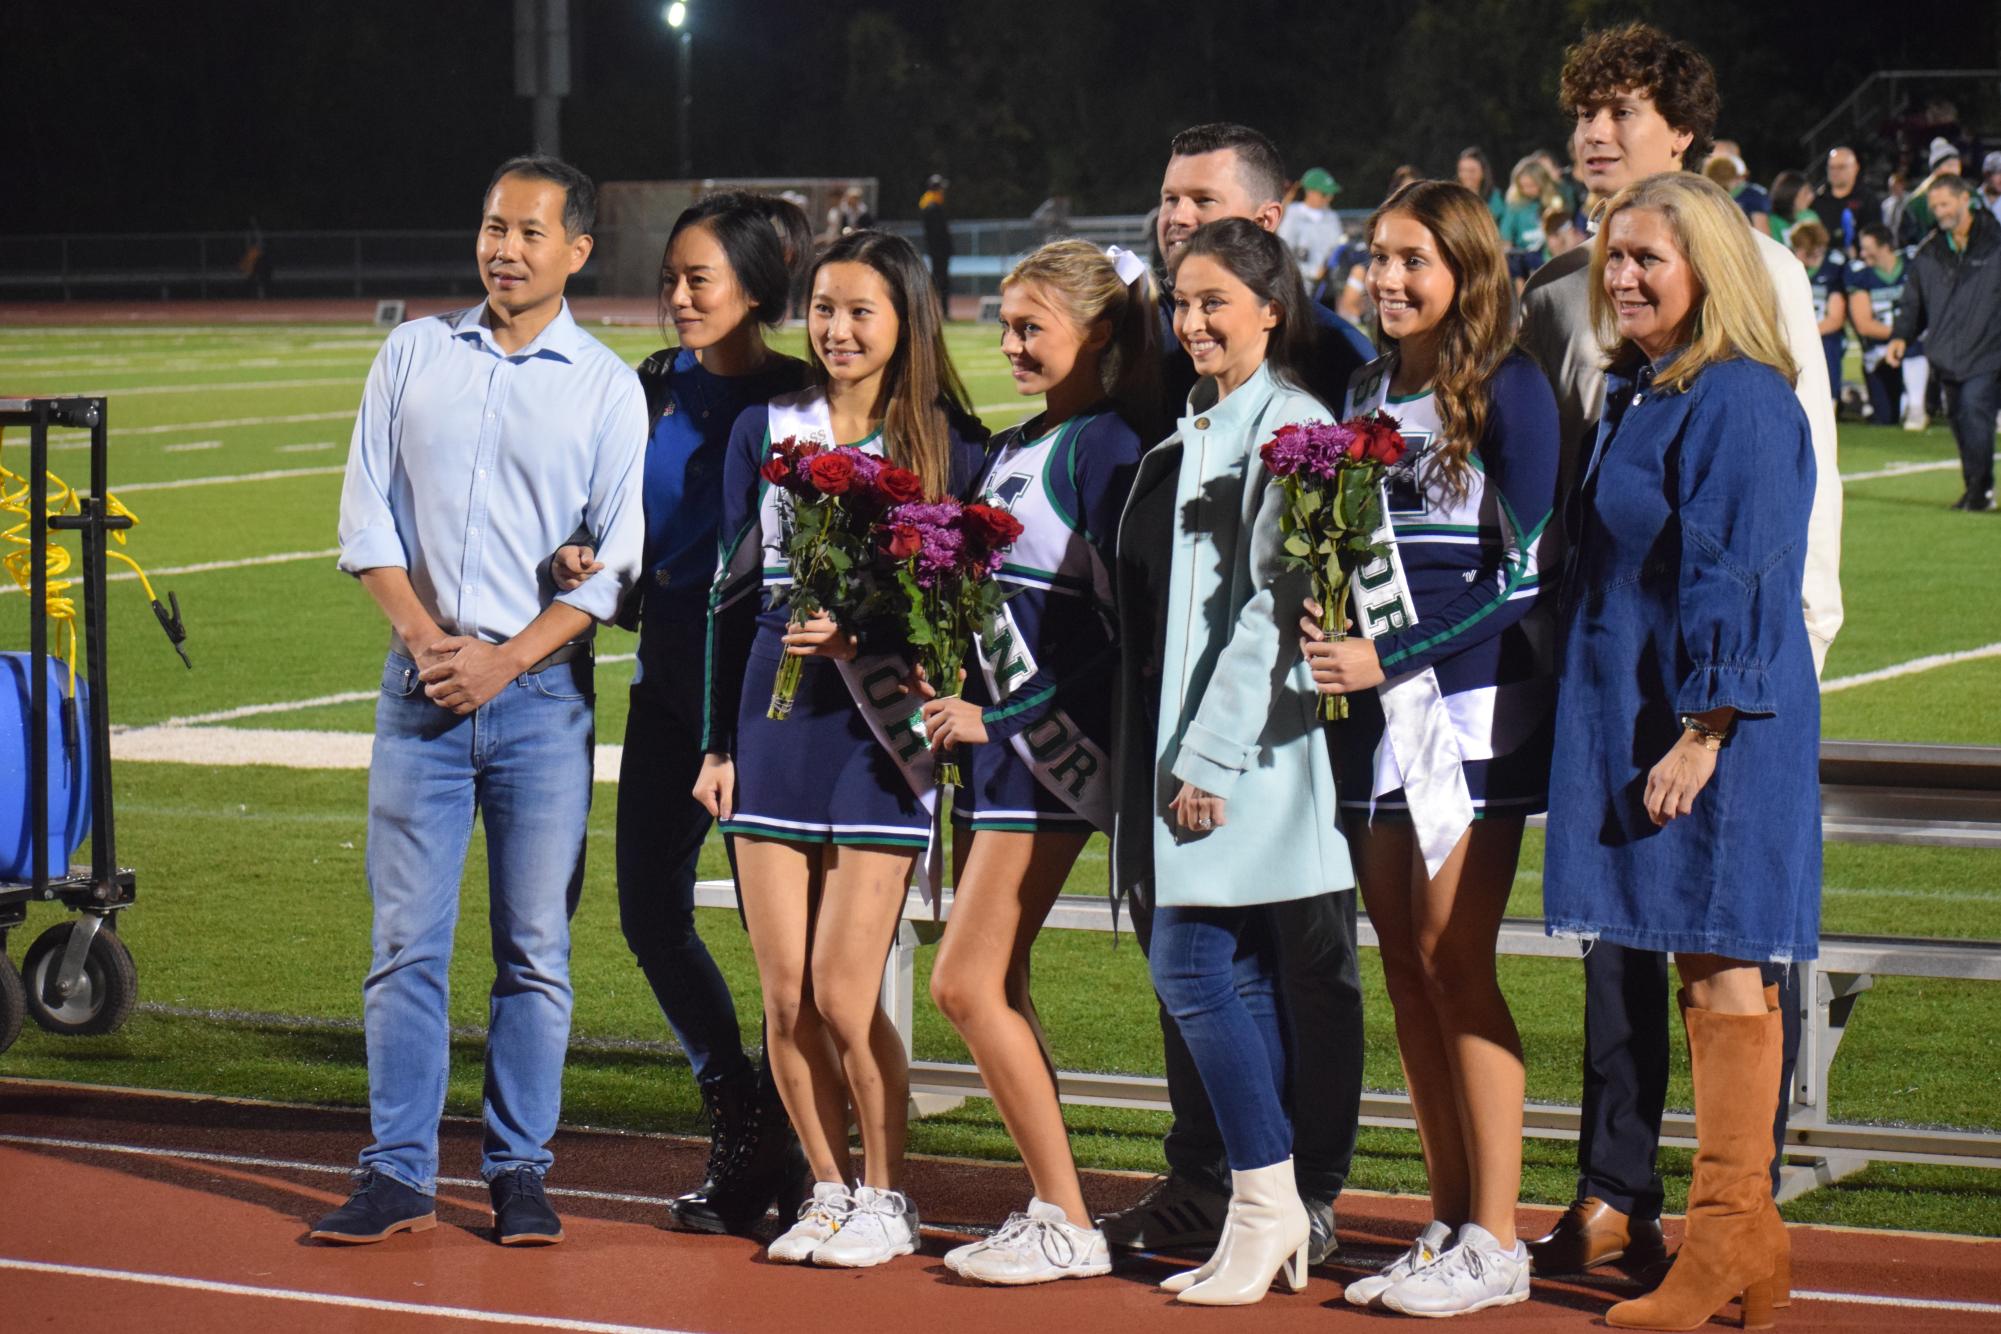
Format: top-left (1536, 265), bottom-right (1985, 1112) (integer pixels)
top-left (486, 155), bottom-right (596, 238)
top-left (1168, 123), bottom-right (1287, 207)
top-left (1859, 222), bottom-right (1895, 249)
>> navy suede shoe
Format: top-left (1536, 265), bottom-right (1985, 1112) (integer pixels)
top-left (491, 1165), bottom-right (564, 1246)
top-left (309, 1168), bottom-right (437, 1244)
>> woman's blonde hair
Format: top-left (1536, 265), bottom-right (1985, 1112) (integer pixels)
top-left (1505, 155), bottom-right (1559, 208)
top-left (1365, 180), bottom-right (1517, 498)
top-left (1002, 240), bottom-right (1162, 438)
top-left (1589, 172), bottom-right (1798, 394)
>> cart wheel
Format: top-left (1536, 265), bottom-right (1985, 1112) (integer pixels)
top-left (21, 921), bottom-right (137, 1037)
top-left (0, 953), bottom-right (24, 1054)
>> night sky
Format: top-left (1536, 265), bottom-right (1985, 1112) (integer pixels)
top-left (4, 0), bottom-right (1995, 234)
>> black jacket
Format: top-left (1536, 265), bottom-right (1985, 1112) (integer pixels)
top-left (1893, 205), bottom-right (2001, 380)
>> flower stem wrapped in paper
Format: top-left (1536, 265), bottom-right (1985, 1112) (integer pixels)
top-left (759, 437), bottom-right (923, 719)
top-left (1259, 411), bottom-right (1411, 721)
top-left (875, 498), bottom-right (1023, 786)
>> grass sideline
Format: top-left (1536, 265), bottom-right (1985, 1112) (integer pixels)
top-left (2, 320), bottom-right (1999, 1237)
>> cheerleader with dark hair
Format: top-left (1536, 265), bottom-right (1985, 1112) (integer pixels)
top-left (696, 229), bottom-right (988, 1269)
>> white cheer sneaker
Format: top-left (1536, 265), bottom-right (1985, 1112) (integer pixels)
top-left (810, 1185), bottom-right (918, 1268)
top-left (950, 1198), bottom-right (1112, 1286)
top-left (1344, 1219), bottom-right (1455, 1307)
top-left (1379, 1222), bottom-right (1530, 1317)
top-left (767, 1181), bottom-right (853, 1264)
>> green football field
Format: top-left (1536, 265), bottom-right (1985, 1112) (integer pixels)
top-left (2, 319), bottom-right (1998, 1235)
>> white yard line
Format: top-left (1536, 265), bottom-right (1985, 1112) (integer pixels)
top-left (0, 325), bottom-right (379, 339)
top-left (111, 465), bottom-right (346, 493)
top-left (0, 1259), bottom-right (706, 1334)
top-left (1821, 642), bottom-right (2001, 694)
top-left (0, 547), bottom-right (339, 596)
top-left (160, 440), bottom-right (222, 453)
top-left (45, 409), bottom-right (352, 438)
top-left (1840, 458), bottom-right (1981, 483)
top-left (127, 692), bottom-right (381, 728)
top-left (276, 441), bottom-right (337, 453)
top-left (44, 375), bottom-right (360, 398)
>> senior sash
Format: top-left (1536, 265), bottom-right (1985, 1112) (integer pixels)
top-left (975, 602), bottom-right (1116, 834)
top-left (1343, 368), bottom-right (1475, 878)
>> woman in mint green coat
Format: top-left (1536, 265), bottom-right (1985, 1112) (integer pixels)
top-left (1110, 218), bottom-right (1354, 1307)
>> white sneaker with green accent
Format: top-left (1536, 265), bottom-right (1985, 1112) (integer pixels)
top-left (1344, 1219), bottom-right (1454, 1307)
top-left (952, 1198), bottom-right (1112, 1286)
top-left (810, 1186), bottom-right (918, 1268)
top-left (767, 1182), bottom-right (853, 1264)
top-left (1380, 1222), bottom-right (1530, 1317)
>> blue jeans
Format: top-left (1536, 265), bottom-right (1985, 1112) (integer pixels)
top-left (359, 650), bottom-right (594, 1191)
top-left (1147, 904), bottom-right (1292, 1173)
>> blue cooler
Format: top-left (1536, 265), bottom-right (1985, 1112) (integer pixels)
top-left (0, 652), bottom-right (94, 881)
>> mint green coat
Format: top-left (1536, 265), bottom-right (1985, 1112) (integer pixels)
top-left (1111, 362), bottom-right (1355, 908)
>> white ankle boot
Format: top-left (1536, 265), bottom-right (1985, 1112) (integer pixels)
top-left (1158, 1205), bottom-right (1234, 1294)
top-left (1175, 1159), bottom-right (1309, 1306)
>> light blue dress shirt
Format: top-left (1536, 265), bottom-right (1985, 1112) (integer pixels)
top-left (337, 301), bottom-right (648, 643)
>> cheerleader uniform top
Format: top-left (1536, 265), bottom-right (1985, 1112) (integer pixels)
top-left (701, 389), bottom-right (988, 847)
top-left (954, 406), bottom-right (1143, 833)
top-left (1335, 350), bottom-right (1561, 814)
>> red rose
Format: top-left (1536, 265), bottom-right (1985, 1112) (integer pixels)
top-left (884, 524), bottom-right (922, 559)
top-left (760, 454), bottom-right (791, 485)
top-left (1351, 416), bottom-right (1407, 466)
top-left (961, 502), bottom-right (1025, 549)
top-left (805, 451), bottom-right (856, 494)
top-left (879, 466), bottom-right (923, 503)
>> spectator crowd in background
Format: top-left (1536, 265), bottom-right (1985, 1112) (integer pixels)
top-left (1251, 112), bottom-right (2000, 509)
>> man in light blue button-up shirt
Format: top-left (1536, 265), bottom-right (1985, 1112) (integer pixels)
top-left (315, 156), bottom-right (646, 1248)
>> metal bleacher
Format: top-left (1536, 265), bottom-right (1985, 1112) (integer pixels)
top-left (694, 740), bottom-right (2001, 1200)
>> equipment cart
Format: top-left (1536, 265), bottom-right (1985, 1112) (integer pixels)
top-left (1, 396), bottom-right (141, 1052)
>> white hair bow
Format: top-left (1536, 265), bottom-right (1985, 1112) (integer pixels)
top-left (1104, 244), bottom-right (1151, 288)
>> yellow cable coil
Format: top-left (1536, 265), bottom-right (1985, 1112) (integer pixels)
top-left (2, 439), bottom-right (167, 696)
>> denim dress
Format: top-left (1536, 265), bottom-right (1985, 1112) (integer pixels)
top-left (1542, 356), bottom-right (1821, 964)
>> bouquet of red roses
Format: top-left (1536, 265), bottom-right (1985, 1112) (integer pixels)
top-left (873, 497), bottom-right (1024, 786)
top-left (1259, 412), bottom-right (1410, 721)
top-left (759, 437), bottom-right (925, 719)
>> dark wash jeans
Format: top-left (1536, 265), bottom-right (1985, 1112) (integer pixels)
top-left (1576, 942), bottom-right (1803, 1216)
top-left (1129, 885), bottom-right (1365, 1201)
top-left (1942, 372), bottom-right (1999, 500)
top-left (616, 633), bottom-right (751, 1086)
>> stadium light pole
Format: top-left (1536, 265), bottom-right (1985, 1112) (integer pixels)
top-left (664, 2), bottom-right (692, 179)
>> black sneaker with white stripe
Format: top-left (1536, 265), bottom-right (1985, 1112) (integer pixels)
top-left (1095, 1173), bottom-right (1229, 1251)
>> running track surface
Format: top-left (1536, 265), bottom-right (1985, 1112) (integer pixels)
top-left (3, 1079), bottom-right (1996, 1333)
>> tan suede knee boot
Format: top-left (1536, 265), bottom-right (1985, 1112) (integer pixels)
top-left (1607, 997), bottom-right (1785, 1331)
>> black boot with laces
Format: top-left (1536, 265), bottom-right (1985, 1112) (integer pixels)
top-left (670, 1062), bottom-right (809, 1235)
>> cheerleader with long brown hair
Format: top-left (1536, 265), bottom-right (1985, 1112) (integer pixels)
top-left (1300, 180), bottom-right (1560, 1317)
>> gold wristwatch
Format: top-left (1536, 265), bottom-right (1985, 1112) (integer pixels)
top-left (1678, 714), bottom-right (1730, 751)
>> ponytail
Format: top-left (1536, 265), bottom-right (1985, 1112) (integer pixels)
top-left (1002, 240), bottom-right (1163, 439)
